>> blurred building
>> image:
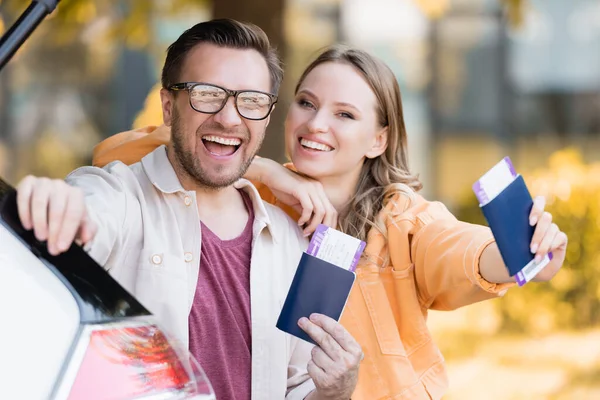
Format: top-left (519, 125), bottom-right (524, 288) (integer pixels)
top-left (0, 0), bottom-right (599, 202)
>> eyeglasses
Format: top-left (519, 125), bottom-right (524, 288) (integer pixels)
top-left (168, 82), bottom-right (278, 121)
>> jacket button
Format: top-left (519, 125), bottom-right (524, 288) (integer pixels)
top-left (184, 252), bottom-right (193, 262)
top-left (151, 254), bottom-right (162, 265)
top-left (184, 196), bottom-right (192, 206)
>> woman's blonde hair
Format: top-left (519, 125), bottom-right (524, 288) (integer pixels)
top-left (295, 45), bottom-right (422, 241)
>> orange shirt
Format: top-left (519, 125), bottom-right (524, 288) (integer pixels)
top-left (92, 125), bottom-right (513, 399)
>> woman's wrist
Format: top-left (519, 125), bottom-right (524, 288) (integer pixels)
top-left (245, 155), bottom-right (277, 184)
top-left (479, 242), bottom-right (514, 284)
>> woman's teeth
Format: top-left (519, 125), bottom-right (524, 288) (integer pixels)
top-left (300, 138), bottom-right (333, 152)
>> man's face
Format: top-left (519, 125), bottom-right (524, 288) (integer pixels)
top-left (161, 43), bottom-right (273, 189)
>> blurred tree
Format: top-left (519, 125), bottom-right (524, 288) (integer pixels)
top-left (502, 0), bottom-right (525, 27)
top-left (414, 0), bottom-right (451, 19)
top-left (0, 0), bottom-right (208, 126)
top-left (0, 0), bottom-right (207, 49)
top-left (0, 0), bottom-right (288, 166)
top-left (0, 0), bottom-right (207, 180)
top-left (212, 0), bottom-right (287, 162)
top-left (414, 0), bottom-right (525, 26)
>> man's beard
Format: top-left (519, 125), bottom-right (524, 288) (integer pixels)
top-left (170, 106), bottom-right (264, 189)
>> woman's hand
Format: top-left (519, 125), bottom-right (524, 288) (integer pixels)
top-left (528, 196), bottom-right (568, 281)
top-left (248, 157), bottom-right (337, 236)
top-left (479, 195), bottom-right (568, 284)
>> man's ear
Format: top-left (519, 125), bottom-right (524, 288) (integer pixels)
top-left (160, 88), bottom-right (175, 127)
top-left (366, 126), bottom-right (389, 159)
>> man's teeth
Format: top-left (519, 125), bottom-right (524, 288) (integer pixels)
top-left (300, 138), bottom-right (333, 152)
top-left (202, 135), bottom-right (241, 146)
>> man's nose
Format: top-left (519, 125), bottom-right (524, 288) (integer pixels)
top-left (213, 97), bottom-right (243, 128)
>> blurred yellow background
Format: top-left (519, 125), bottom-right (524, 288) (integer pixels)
top-left (1, 0), bottom-right (599, 398)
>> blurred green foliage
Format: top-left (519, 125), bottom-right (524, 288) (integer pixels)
top-left (456, 149), bottom-right (600, 334)
top-left (0, 0), bottom-right (207, 48)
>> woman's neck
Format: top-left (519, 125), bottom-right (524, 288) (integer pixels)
top-left (318, 171), bottom-right (361, 213)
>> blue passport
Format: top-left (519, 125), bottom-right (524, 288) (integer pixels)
top-left (276, 252), bottom-right (356, 345)
top-left (480, 175), bottom-right (536, 277)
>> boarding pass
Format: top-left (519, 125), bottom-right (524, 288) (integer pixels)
top-left (307, 224), bottom-right (366, 272)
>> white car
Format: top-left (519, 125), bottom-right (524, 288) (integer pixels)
top-left (0, 178), bottom-right (215, 400)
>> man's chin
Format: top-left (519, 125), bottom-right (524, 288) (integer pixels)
top-left (205, 177), bottom-right (241, 189)
top-left (191, 166), bottom-right (247, 189)
top-left (179, 147), bottom-right (255, 189)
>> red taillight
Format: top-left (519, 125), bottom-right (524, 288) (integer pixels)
top-left (58, 322), bottom-right (214, 400)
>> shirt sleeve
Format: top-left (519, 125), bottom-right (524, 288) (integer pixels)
top-left (65, 163), bottom-right (139, 269)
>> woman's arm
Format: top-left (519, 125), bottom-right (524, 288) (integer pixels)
top-left (243, 155), bottom-right (271, 185)
top-left (396, 194), bottom-right (567, 311)
top-left (394, 204), bottom-right (512, 311)
top-left (244, 156), bottom-right (338, 235)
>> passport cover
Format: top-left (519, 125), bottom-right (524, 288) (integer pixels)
top-left (480, 175), bottom-right (535, 277)
top-left (276, 252), bottom-right (356, 345)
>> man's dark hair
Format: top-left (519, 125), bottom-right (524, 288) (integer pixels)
top-left (161, 18), bottom-right (283, 94)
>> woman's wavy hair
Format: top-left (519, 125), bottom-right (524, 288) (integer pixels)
top-left (295, 45), bottom-right (422, 241)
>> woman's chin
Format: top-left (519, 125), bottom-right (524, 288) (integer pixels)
top-left (291, 159), bottom-right (328, 180)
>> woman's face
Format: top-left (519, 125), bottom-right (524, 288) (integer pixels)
top-left (285, 62), bottom-right (387, 182)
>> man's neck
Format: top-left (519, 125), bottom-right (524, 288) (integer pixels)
top-left (195, 187), bottom-right (250, 241)
top-left (167, 146), bottom-right (250, 240)
top-left (194, 185), bottom-right (241, 213)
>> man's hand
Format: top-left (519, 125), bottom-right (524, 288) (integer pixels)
top-left (300, 314), bottom-right (362, 400)
top-left (17, 175), bottom-right (97, 255)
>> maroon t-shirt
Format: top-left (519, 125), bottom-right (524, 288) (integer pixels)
top-left (188, 191), bottom-right (254, 400)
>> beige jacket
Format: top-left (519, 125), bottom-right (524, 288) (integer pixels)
top-left (65, 145), bottom-right (316, 400)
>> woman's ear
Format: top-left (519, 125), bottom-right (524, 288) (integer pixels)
top-left (366, 126), bottom-right (389, 159)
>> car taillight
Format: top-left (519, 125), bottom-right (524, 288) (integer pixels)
top-left (55, 321), bottom-right (214, 400)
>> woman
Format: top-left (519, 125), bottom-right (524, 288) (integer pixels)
top-left (93, 45), bottom-right (567, 399)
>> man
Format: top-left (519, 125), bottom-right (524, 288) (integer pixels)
top-left (16, 19), bottom-right (361, 400)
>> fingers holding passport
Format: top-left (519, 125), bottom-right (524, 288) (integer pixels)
top-left (299, 313), bottom-right (362, 398)
top-left (529, 196), bottom-right (546, 226)
top-left (528, 195), bottom-right (568, 281)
